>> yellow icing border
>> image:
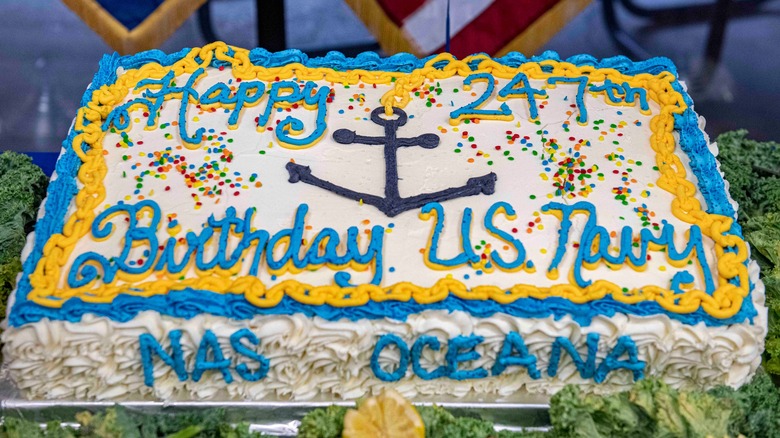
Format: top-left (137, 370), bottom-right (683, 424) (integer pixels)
top-left (27, 42), bottom-right (750, 319)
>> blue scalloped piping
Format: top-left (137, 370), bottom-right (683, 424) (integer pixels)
top-left (8, 288), bottom-right (755, 327)
top-left (8, 47), bottom-right (754, 328)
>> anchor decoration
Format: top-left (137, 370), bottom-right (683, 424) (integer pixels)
top-left (285, 107), bottom-right (497, 217)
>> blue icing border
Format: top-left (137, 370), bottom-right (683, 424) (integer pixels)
top-left (8, 47), bottom-right (755, 328)
top-left (671, 83), bottom-right (756, 323)
top-left (10, 288), bottom-right (756, 328)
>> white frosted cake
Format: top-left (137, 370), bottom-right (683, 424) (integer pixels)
top-left (2, 42), bottom-right (766, 400)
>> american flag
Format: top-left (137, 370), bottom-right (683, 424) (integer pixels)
top-left (347, 0), bottom-right (591, 57)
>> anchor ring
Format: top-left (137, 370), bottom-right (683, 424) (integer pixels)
top-left (371, 107), bottom-right (407, 127)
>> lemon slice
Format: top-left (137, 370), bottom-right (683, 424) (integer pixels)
top-left (343, 389), bottom-right (425, 438)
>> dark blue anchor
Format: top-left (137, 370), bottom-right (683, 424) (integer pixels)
top-left (285, 106), bottom-right (497, 217)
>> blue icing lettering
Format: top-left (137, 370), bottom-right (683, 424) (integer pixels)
top-left (446, 335), bottom-right (488, 380)
top-left (421, 202), bottom-right (480, 267)
top-left (670, 271), bottom-right (695, 294)
top-left (622, 82), bottom-right (649, 111)
top-left (371, 334), bottom-right (409, 382)
top-left (589, 78), bottom-right (624, 104)
top-left (497, 71), bottom-right (547, 120)
top-left (594, 336), bottom-right (645, 382)
top-left (154, 232), bottom-right (198, 273)
top-left (257, 81), bottom-right (301, 127)
top-left (304, 228), bottom-right (342, 265)
top-left (541, 201), bottom-right (714, 293)
top-left (230, 328), bottom-right (270, 382)
top-left (106, 74), bottom-right (327, 147)
top-left (369, 332), bottom-right (644, 384)
top-left (276, 81), bottom-right (330, 146)
top-left (547, 76), bottom-right (589, 123)
top-left (105, 68), bottom-right (208, 143)
top-left (200, 81), bottom-right (237, 106)
top-left (240, 208), bottom-right (272, 276)
top-left (139, 330), bottom-right (646, 388)
top-left (589, 79), bottom-right (649, 112)
top-left (229, 81), bottom-right (266, 126)
top-left (459, 208), bottom-right (480, 265)
top-left (484, 201), bottom-right (526, 270)
top-left (265, 204), bottom-right (306, 271)
top-left (69, 201), bottom-right (385, 288)
top-left (411, 336), bottom-right (450, 380)
top-left (139, 330), bottom-right (188, 387)
top-left (547, 334), bottom-right (599, 378)
top-left (343, 225), bottom-right (385, 285)
top-left (450, 73), bottom-right (511, 121)
top-left (160, 68), bottom-right (204, 144)
top-left (140, 329), bottom-right (270, 387)
top-left (208, 206), bottom-right (247, 269)
top-left (69, 200), bottom-right (161, 287)
top-left (113, 70), bottom-right (177, 130)
top-left (491, 331), bottom-right (540, 378)
top-left (193, 329), bottom-right (233, 383)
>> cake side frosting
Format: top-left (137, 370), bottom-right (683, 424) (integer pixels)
top-left (2, 43), bottom-right (765, 400)
top-left (3, 124), bottom-right (765, 402)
